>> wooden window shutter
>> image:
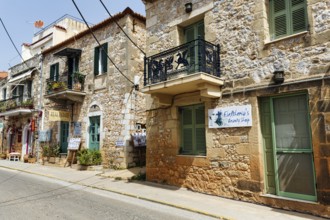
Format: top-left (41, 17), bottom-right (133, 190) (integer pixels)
top-left (102, 43), bottom-right (108, 73)
top-left (195, 105), bottom-right (206, 155)
top-left (50, 65), bottom-right (54, 81)
top-left (271, 0), bottom-right (288, 39)
top-left (55, 63), bottom-right (59, 81)
top-left (94, 46), bottom-right (99, 75)
top-left (181, 107), bottom-right (193, 154)
top-left (291, 0), bottom-right (307, 33)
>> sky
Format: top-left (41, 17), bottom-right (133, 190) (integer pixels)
top-left (0, 0), bottom-right (145, 71)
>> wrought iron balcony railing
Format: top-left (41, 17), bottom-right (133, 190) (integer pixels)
top-left (46, 73), bottom-right (85, 94)
top-left (0, 95), bottom-right (33, 113)
top-left (144, 38), bottom-right (220, 86)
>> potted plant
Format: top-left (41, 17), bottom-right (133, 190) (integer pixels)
top-left (41, 145), bottom-right (50, 164)
top-left (21, 99), bottom-right (33, 108)
top-left (0, 153), bottom-right (6, 160)
top-left (77, 149), bottom-right (102, 170)
top-left (72, 72), bottom-right (86, 91)
top-left (48, 144), bottom-right (60, 163)
top-left (77, 149), bottom-right (91, 170)
top-left (28, 153), bottom-right (36, 163)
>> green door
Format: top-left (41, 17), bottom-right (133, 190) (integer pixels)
top-left (60, 121), bottom-right (69, 153)
top-left (89, 116), bottom-right (100, 150)
top-left (260, 94), bottom-right (316, 201)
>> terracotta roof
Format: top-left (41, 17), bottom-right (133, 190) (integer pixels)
top-left (42, 7), bottom-right (146, 55)
top-left (0, 72), bottom-right (8, 79)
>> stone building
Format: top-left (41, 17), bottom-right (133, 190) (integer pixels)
top-left (0, 15), bottom-right (87, 160)
top-left (141, 0), bottom-right (330, 217)
top-left (41, 8), bottom-right (146, 168)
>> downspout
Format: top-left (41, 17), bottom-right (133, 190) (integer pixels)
top-left (36, 54), bottom-right (44, 163)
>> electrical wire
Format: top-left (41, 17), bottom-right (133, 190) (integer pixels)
top-left (71, 0), bottom-right (134, 85)
top-left (98, 0), bottom-right (146, 56)
top-left (0, 18), bottom-right (29, 69)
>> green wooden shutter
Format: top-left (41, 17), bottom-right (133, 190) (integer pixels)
top-left (94, 47), bottom-right (99, 75)
top-left (195, 105), bottom-right (206, 155)
top-left (259, 98), bottom-right (276, 194)
top-left (270, 0), bottom-right (288, 39)
top-left (181, 107), bottom-right (193, 154)
top-left (102, 43), bottom-right (108, 73)
top-left (55, 63), bottom-right (59, 81)
top-left (50, 65), bottom-right (54, 81)
top-left (74, 57), bottom-right (79, 72)
top-left (291, 0), bottom-right (307, 34)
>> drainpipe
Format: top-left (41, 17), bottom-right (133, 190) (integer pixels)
top-left (36, 54), bottom-right (44, 163)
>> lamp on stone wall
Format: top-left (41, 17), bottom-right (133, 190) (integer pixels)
top-left (185, 3), bottom-right (192, 13)
top-left (273, 71), bottom-right (284, 84)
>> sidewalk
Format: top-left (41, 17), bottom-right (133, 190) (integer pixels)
top-left (0, 160), bottom-right (323, 220)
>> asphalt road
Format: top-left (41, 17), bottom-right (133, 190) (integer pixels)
top-left (0, 168), bottom-right (217, 220)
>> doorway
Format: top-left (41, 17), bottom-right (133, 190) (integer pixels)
top-left (260, 94), bottom-right (316, 201)
top-left (89, 116), bottom-right (100, 150)
top-left (60, 121), bottom-right (69, 153)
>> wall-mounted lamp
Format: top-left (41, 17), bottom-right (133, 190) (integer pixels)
top-left (185, 3), bottom-right (192, 13)
top-left (273, 71), bottom-right (284, 84)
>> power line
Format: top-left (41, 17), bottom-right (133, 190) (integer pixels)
top-left (71, 0), bottom-right (134, 85)
top-left (0, 18), bottom-right (29, 69)
top-left (98, 0), bottom-right (146, 56)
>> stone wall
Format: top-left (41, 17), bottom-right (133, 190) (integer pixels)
top-left (42, 11), bottom-right (146, 168)
top-left (144, 0), bottom-right (330, 217)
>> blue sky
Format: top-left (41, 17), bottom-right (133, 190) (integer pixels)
top-left (0, 0), bottom-right (145, 71)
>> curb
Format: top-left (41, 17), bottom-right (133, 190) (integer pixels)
top-left (0, 164), bottom-right (232, 220)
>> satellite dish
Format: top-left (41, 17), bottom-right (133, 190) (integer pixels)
top-left (34, 20), bottom-right (44, 28)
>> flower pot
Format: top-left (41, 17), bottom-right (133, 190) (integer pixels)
top-left (28, 157), bottom-right (36, 163)
top-left (49, 157), bottom-right (56, 164)
top-left (23, 154), bottom-right (29, 163)
top-left (77, 164), bottom-right (89, 171)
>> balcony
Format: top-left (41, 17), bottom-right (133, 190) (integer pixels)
top-left (0, 96), bottom-right (34, 117)
top-left (45, 73), bottom-right (86, 103)
top-left (141, 38), bottom-right (223, 105)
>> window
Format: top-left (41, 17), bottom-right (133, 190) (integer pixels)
top-left (259, 94), bottom-right (316, 201)
top-left (13, 85), bottom-right (24, 103)
top-left (50, 63), bottom-right (59, 81)
top-left (94, 43), bottom-right (108, 75)
top-left (26, 81), bottom-right (32, 98)
top-left (2, 88), bottom-right (6, 100)
top-left (269, 0), bottom-right (307, 40)
top-left (180, 104), bottom-right (206, 155)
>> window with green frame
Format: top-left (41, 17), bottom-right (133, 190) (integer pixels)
top-left (50, 63), bottom-right (59, 81)
top-left (94, 43), bottom-right (108, 75)
top-left (269, 0), bottom-right (308, 40)
top-left (180, 104), bottom-right (206, 155)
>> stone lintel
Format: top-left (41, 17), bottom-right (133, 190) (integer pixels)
top-left (152, 93), bottom-right (172, 106)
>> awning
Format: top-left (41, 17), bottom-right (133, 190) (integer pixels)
top-left (0, 109), bottom-right (32, 117)
top-left (53, 48), bottom-right (82, 57)
top-left (8, 69), bottom-right (35, 83)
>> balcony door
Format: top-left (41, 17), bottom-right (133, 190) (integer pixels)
top-left (68, 57), bottom-right (79, 90)
top-left (184, 21), bottom-right (204, 73)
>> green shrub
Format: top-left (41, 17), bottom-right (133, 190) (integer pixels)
top-left (49, 144), bottom-right (60, 157)
top-left (77, 149), bottom-right (102, 166)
